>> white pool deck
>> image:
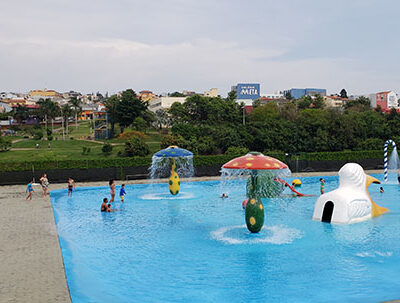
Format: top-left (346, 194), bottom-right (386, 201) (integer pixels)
top-left (1, 170), bottom-right (398, 303)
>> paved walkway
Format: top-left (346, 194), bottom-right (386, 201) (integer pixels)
top-left (0, 170), bottom-right (389, 302)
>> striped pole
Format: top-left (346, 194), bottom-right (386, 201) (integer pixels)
top-left (384, 140), bottom-right (397, 183)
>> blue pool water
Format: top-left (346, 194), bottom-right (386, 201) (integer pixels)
top-left (50, 176), bottom-right (400, 303)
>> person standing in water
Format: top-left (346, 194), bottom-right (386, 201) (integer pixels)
top-left (68, 178), bottom-right (75, 197)
top-left (119, 184), bottom-right (126, 203)
top-left (109, 179), bottom-right (116, 202)
top-left (320, 178), bottom-right (325, 195)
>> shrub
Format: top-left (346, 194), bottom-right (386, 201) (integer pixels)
top-left (0, 137), bottom-right (11, 152)
top-left (119, 131), bottom-right (148, 141)
top-left (160, 135), bottom-right (178, 149)
top-left (46, 128), bottom-right (52, 138)
top-left (125, 137), bottom-right (150, 157)
top-left (225, 146), bottom-right (250, 157)
top-left (132, 117), bottom-right (147, 132)
top-left (47, 135), bottom-right (53, 141)
top-left (10, 125), bottom-right (20, 132)
top-left (102, 143), bottom-right (113, 155)
top-left (33, 130), bottom-right (43, 140)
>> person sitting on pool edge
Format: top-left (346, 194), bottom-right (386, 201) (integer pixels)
top-left (101, 198), bottom-right (113, 212)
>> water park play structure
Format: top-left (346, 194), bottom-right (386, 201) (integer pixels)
top-left (150, 146), bottom-right (194, 195)
top-left (222, 152), bottom-right (312, 233)
top-left (384, 139), bottom-right (399, 183)
top-left (313, 163), bottom-right (388, 224)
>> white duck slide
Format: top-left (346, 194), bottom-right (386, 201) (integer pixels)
top-left (313, 163), bottom-right (388, 224)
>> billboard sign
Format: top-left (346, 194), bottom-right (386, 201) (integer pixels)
top-left (236, 83), bottom-right (260, 100)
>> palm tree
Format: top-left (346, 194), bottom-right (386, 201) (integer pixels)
top-left (104, 95), bottom-right (120, 137)
top-left (61, 104), bottom-right (73, 139)
top-left (37, 98), bottom-right (60, 131)
top-left (48, 101), bottom-right (61, 132)
top-left (68, 97), bottom-right (82, 130)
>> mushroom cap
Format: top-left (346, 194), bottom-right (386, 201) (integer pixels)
top-left (222, 152), bottom-right (288, 170)
top-left (153, 146), bottom-right (193, 158)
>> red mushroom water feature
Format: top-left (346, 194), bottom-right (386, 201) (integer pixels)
top-left (222, 152), bottom-right (290, 233)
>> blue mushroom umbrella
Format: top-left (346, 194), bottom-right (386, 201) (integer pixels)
top-left (153, 146), bottom-right (193, 158)
top-left (151, 146), bottom-right (194, 195)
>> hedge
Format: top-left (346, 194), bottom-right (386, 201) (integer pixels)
top-left (0, 150), bottom-right (384, 172)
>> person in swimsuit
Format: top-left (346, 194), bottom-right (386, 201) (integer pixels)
top-left (40, 173), bottom-right (49, 197)
top-left (26, 181), bottom-right (34, 201)
top-left (380, 187), bottom-right (384, 193)
top-left (68, 178), bottom-right (75, 197)
top-left (101, 198), bottom-right (112, 212)
top-left (109, 179), bottom-right (115, 202)
top-left (320, 178), bottom-right (325, 195)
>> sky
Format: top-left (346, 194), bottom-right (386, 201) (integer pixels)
top-left (1, 0), bottom-right (400, 96)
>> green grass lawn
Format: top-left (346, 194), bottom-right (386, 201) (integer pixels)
top-left (1, 122), bottom-right (163, 162)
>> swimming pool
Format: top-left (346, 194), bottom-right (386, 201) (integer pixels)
top-left (50, 176), bottom-right (400, 303)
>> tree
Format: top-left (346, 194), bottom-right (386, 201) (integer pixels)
top-left (297, 95), bottom-right (312, 109)
top-left (340, 89), bottom-right (348, 99)
top-left (132, 117), bottom-right (147, 132)
top-left (312, 94), bottom-right (325, 109)
top-left (61, 104), bottom-right (73, 138)
top-left (115, 89), bottom-right (147, 132)
top-left (169, 91), bottom-right (185, 97)
top-left (13, 105), bottom-right (29, 123)
top-left (154, 109), bottom-right (171, 130)
top-left (344, 96), bottom-right (371, 111)
top-left (37, 98), bottom-right (60, 132)
top-left (68, 97), bottom-right (82, 130)
top-left (284, 91), bottom-right (293, 100)
top-left (104, 94), bottom-right (120, 137)
top-left (226, 90), bottom-right (237, 102)
top-left (124, 137), bottom-right (150, 156)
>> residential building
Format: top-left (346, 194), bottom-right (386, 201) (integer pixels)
top-left (29, 89), bottom-right (61, 102)
top-left (324, 96), bottom-right (349, 108)
top-left (138, 90), bottom-right (157, 102)
top-left (376, 91), bottom-right (399, 111)
top-left (0, 102), bottom-right (12, 113)
top-left (148, 96), bottom-right (187, 112)
top-left (182, 90), bottom-right (196, 96)
top-left (203, 88), bottom-right (218, 97)
top-left (284, 88), bottom-right (326, 99)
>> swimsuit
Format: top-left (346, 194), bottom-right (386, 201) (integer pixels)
top-left (68, 184), bottom-right (73, 192)
top-left (110, 185), bottom-right (115, 195)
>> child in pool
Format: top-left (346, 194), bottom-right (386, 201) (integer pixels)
top-left (320, 178), bottom-right (325, 195)
top-left (120, 184), bottom-right (126, 202)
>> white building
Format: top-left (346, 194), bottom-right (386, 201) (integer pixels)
top-left (261, 92), bottom-right (284, 99)
top-left (148, 96), bottom-right (187, 112)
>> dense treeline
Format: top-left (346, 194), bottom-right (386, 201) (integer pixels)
top-left (166, 94), bottom-right (400, 155)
